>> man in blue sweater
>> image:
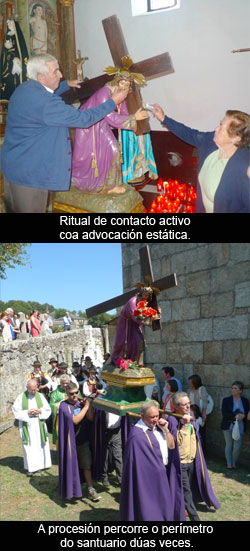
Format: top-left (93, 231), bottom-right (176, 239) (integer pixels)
top-left (1, 54), bottom-right (129, 212)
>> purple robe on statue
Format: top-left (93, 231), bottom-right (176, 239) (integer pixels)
top-left (119, 424), bottom-right (173, 521)
top-left (58, 399), bottom-right (82, 499)
top-left (111, 295), bottom-right (145, 363)
top-left (71, 86), bottom-right (136, 192)
top-left (167, 416), bottom-right (221, 520)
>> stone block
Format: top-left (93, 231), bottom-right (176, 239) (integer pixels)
top-left (230, 243), bottom-right (250, 263)
top-left (160, 275), bottom-right (186, 301)
top-left (145, 343), bottom-right (167, 364)
top-left (185, 270), bottom-right (211, 297)
top-left (213, 315), bottom-right (248, 340)
top-left (195, 365), bottom-right (225, 386)
top-left (167, 342), bottom-right (203, 364)
top-left (161, 321), bottom-right (177, 343)
top-left (183, 364), bottom-right (196, 388)
top-left (172, 297), bottom-right (200, 321)
top-left (221, 365), bottom-right (250, 387)
top-left (201, 292), bottom-right (234, 318)
top-left (158, 300), bottom-right (172, 323)
top-left (235, 281), bottom-right (250, 307)
top-left (171, 243), bottom-right (229, 276)
top-left (223, 340), bottom-right (242, 364)
top-left (161, 255), bottom-right (171, 277)
top-left (211, 262), bottom-right (250, 293)
top-left (177, 319), bottom-right (213, 342)
top-left (144, 326), bottom-right (161, 344)
top-left (204, 342), bottom-right (223, 364)
top-left (241, 340), bottom-right (250, 364)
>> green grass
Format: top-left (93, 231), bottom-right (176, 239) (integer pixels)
top-left (0, 426), bottom-right (249, 521)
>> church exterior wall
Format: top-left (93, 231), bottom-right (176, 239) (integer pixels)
top-left (122, 243), bottom-right (250, 467)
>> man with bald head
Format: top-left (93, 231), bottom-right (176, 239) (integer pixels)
top-left (12, 379), bottom-right (52, 476)
top-left (120, 401), bottom-right (175, 521)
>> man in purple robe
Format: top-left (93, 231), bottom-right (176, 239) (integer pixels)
top-left (110, 286), bottom-right (159, 366)
top-left (120, 401), bottom-right (175, 521)
top-left (167, 392), bottom-right (220, 521)
top-left (58, 381), bottom-right (101, 501)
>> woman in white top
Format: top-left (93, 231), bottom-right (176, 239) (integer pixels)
top-left (187, 374), bottom-right (208, 456)
top-left (0, 312), bottom-right (13, 342)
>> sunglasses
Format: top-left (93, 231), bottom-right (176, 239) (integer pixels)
top-left (68, 391), bottom-right (78, 396)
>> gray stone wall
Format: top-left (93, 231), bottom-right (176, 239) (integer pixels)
top-left (122, 243), bottom-right (250, 467)
top-left (0, 327), bottom-right (104, 422)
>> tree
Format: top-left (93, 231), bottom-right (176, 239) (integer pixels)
top-left (0, 243), bottom-right (31, 279)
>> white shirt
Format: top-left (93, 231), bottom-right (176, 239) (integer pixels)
top-left (106, 412), bottom-right (121, 429)
top-left (135, 418), bottom-right (168, 465)
top-left (63, 316), bottom-right (72, 326)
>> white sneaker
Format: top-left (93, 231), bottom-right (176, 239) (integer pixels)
top-left (88, 487), bottom-right (101, 502)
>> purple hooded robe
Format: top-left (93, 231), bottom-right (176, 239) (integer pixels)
top-left (111, 295), bottom-right (146, 364)
top-left (58, 400), bottom-right (83, 499)
top-left (71, 86), bottom-right (136, 192)
top-left (119, 423), bottom-right (174, 521)
top-left (167, 415), bottom-right (221, 520)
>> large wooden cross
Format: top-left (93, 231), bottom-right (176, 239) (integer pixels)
top-left (86, 245), bottom-right (177, 331)
top-left (62, 14), bottom-right (174, 134)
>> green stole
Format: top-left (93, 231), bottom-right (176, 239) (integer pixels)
top-left (21, 391), bottom-right (48, 445)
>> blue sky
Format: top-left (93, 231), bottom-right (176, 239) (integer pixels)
top-left (0, 243), bottom-right (123, 313)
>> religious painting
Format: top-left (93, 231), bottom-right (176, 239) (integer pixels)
top-left (0, 1), bottom-right (15, 45)
top-left (28, 0), bottom-right (60, 59)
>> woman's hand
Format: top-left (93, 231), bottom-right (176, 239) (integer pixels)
top-left (135, 107), bottom-right (148, 121)
top-left (151, 104), bottom-right (165, 122)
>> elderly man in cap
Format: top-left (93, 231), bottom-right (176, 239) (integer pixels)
top-left (12, 378), bottom-right (52, 476)
top-left (28, 360), bottom-right (52, 399)
top-left (72, 361), bottom-right (84, 389)
top-left (48, 357), bottom-right (60, 391)
top-left (59, 362), bottom-right (78, 387)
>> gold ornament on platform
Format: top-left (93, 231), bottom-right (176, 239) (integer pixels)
top-left (58, 0), bottom-right (75, 7)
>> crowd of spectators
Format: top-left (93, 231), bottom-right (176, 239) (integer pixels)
top-left (0, 309), bottom-right (77, 340)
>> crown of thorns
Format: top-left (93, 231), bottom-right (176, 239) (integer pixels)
top-left (103, 56), bottom-right (146, 87)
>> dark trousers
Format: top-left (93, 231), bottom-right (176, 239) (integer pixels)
top-left (7, 181), bottom-right (49, 213)
top-left (101, 426), bottom-right (123, 484)
top-left (181, 462), bottom-right (200, 521)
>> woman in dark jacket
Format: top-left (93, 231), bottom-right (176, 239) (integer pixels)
top-left (221, 381), bottom-right (249, 469)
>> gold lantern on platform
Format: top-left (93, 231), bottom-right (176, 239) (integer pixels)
top-left (94, 363), bottom-right (156, 415)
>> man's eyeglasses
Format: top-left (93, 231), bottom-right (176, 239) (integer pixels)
top-left (68, 391), bottom-right (78, 396)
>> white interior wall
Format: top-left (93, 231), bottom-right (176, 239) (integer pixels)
top-left (74, 0), bottom-right (250, 131)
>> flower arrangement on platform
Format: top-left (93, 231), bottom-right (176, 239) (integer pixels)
top-left (147, 178), bottom-right (197, 213)
top-left (133, 300), bottom-right (158, 319)
top-left (116, 357), bottom-right (140, 371)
